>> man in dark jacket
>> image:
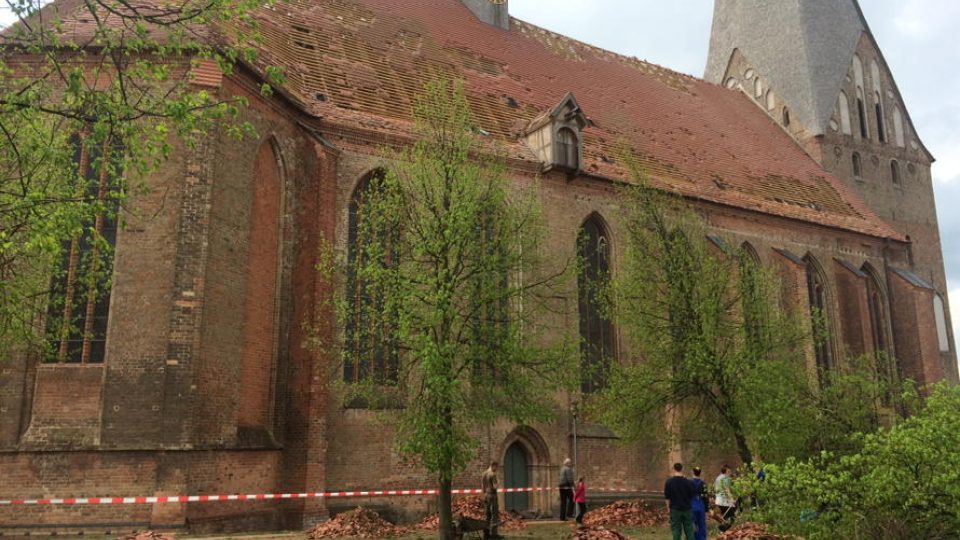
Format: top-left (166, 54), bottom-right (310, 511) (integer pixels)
top-left (664, 462), bottom-right (696, 540)
top-left (558, 458), bottom-right (575, 520)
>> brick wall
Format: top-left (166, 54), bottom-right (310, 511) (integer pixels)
top-left (0, 450), bottom-right (286, 535)
top-left (20, 365), bottom-right (104, 448)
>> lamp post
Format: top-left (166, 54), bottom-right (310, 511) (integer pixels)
top-left (571, 400), bottom-right (580, 474)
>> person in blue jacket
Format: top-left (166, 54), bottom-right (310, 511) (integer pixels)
top-left (690, 467), bottom-right (709, 540)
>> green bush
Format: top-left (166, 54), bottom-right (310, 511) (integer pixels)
top-left (739, 383), bottom-right (960, 540)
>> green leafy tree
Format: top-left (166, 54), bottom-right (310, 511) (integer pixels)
top-left (0, 0), bottom-right (278, 352)
top-left (740, 383), bottom-right (960, 540)
top-left (330, 80), bottom-right (572, 540)
top-left (594, 158), bottom-right (918, 467)
top-left (595, 160), bottom-right (819, 464)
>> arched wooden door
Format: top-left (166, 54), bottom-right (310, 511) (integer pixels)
top-left (503, 442), bottom-right (529, 512)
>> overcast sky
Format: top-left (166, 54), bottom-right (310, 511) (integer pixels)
top-left (2, 1), bottom-right (959, 344)
top-left (509, 0), bottom-right (960, 351)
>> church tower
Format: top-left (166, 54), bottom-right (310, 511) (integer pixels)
top-left (706, 0), bottom-right (957, 383)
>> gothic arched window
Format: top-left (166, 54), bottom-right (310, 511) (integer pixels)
top-left (45, 134), bottom-right (119, 364)
top-left (893, 107), bottom-right (905, 147)
top-left (890, 160), bottom-right (901, 186)
top-left (782, 108), bottom-right (791, 127)
top-left (875, 94), bottom-right (887, 143)
top-left (239, 139), bottom-right (284, 428)
top-left (934, 294), bottom-right (950, 353)
top-left (345, 170), bottom-right (398, 384)
top-left (804, 255), bottom-right (834, 381)
top-left (862, 266), bottom-right (889, 356)
top-left (578, 214), bottom-right (614, 393)
top-left (838, 91), bottom-right (852, 135)
top-left (852, 152), bottom-right (863, 179)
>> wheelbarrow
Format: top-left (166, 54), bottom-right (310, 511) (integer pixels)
top-left (453, 514), bottom-right (507, 540)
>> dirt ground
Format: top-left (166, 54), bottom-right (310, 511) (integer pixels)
top-left (184, 523), bottom-right (680, 540)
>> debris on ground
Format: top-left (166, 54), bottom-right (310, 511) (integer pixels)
top-left (307, 507), bottom-right (409, 538)
top-left (565, 525), bottom-right (631, 540)
top-left (416, 495), bottom-right (526, 530)
top-left (582, 500), bottom-right (668, 528)
top-left (716, 522), bottom-right (798, 540)
top-left (119, 532), bottom-right (175, 540)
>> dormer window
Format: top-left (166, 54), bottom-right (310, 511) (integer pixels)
top-left (556, 128), bottom-right (579, 169)
top-left (523, 92), bottom-right (588, 172)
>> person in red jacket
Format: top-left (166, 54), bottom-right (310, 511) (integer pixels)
top-left (574, 477), bottom-right (587, 525)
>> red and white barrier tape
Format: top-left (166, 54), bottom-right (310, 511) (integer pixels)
top-left (0, 487), bottom-right (647, 506)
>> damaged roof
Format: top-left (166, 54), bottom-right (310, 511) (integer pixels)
top-left (7, 0), bottom-right (903, 240)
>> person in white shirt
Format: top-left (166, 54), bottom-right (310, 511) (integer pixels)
top-left (713, 465), bottom-right (736, 532)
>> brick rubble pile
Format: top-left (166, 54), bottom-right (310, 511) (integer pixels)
top-left (417, 495), bottom-right (525, 531)
top-left (120, 532), bottom-right (175, 540)
top-left (307, 507), bottom-right (409, 538)
top-left (716, 522), bottom-right (799, 540)
top-left (582, 500), bottom-right (668, 528)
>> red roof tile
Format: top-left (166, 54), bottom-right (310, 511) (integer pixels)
top-left (247, 0), bottom-right (898, 239)
top-left (7, 0), bottom-right (901, 240)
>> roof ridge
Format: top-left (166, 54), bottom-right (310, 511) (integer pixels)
top-left (510, 17), bottom-right (699, 84)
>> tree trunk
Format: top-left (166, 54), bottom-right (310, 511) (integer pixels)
top-left (438, 476), bottom-right (454, 540)
top-left (734, 430), bottom-right (753, 465)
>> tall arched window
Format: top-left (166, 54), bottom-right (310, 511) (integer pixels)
top-left (804, 255), bottom-right (834, 381)
top-left (875, 93), bottom-right (887, 143)
top-left (853, 55), bottom-right (870, 139)
top-left (838, 91), bottom-right (852, 135)
top-left (857, 97), bottom-right (869, 139)
top-left (578, 215), bottom-right (614, 393)
top-left (45, 134), bottom-right (119, 364)
top-left (863, 264), bottom-right (897, 404)
top-left (754, 78), bottom-right (763, 98)
top-left (893, 107), bottom-right (905, 147)
top-left (890, 160), bottom-right (901, 186)
top-left (239, 139), bottom-right (284, 428)
top-left (345, 170), bottom-right (398, 383)
top-left (862, 266), bottom-right (889, 356)
top-left (870, 61), bottom-right (886, 142)
top-left (934, 294), bottom-right (950, 352)
top-left (739, 242), bottom-right (764, 356)
top-left (852, 152), bottom-right (863, 179)
top-left (556, 127), bottom-right (580, 170)
top-left (782, 108), bottom-right (791, 127)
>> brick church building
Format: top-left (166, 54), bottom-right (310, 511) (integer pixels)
top-left (1, 0), bottom-right (956, 534)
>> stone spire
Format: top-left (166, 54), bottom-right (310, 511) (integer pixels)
top-left (460, 0), bottom-right (509, 31)
top-left (705, 0), bottom-right (866, 135)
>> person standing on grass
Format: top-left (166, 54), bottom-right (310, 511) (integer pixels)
top-left (690, 467), bottom-right (709, 540)
top-left (664, 462), bottom-right (696, 540)
top-left (714, 465), bottom-right (736, 532)
top-left (481, 461), bottom-right (503, 539)
top-left (573, 477), bottom-right (587, 525)
top-left (558, 458), bottom-right (575, 520)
